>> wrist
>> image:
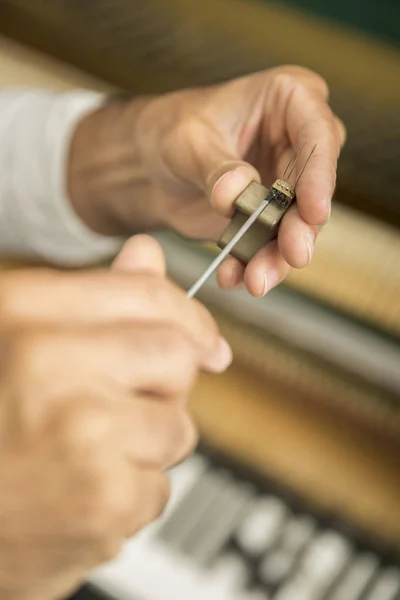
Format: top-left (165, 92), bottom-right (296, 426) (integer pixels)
top-left (67, 95), bottom-right (162, 237)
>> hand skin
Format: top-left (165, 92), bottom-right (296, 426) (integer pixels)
top-left (0, 235), bottom-right (232, 600)
top-left (68, 66), bottom-right (346, 298)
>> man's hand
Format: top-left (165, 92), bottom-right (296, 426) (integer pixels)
top-left (0, 236), bottom-right (231, 600)
top-left (69, 66), bottom-right (345, 297)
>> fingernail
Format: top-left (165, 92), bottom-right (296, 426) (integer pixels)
top-left (206, 337), bottom-right (233, 373)
top-left (226, 263), bottom-right (244, 290)
top-left (305, 231), bottom-right (315, 264)
top-left (212, 166), bottom-right (254, 212)
top-left (262, 269), bottom-right (279, 296)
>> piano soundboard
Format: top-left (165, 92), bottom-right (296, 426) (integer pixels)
top-left (80, 445), bottom-right (400, 600)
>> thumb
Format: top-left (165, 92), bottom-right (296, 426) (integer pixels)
top-left (195, 143), bottom-right (260, 216)
top-left (112, 234), bottom-right (167, 276)
top-left (210, 163), bottom-right (260, 216)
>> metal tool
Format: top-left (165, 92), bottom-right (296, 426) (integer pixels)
top-left (187, 141), bottom-right (316, 299)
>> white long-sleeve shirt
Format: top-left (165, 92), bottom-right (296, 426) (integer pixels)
top-left (0, 89), bottom-right (124, 266)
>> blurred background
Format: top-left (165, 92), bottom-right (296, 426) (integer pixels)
top-left (0, 1), bottom-right (399, 599)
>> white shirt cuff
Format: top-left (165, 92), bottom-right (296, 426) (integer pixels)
top-left (0, 89), bottom-right (125, 266)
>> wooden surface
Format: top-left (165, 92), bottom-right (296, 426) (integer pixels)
top-left (1, 36), bottom-right (399, 550)
top-left (190, 366), bottom-right (400, 549)
top-left (0, 35), bottom-right (111, 91)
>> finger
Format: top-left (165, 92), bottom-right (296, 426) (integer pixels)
top-left (125, 467), bottom-right (171, 536)
top-left (74, 461), bottom-right (171, 543)
top-left (119, 400), bottom-right (198, 469)
top-left (217, 256), bottom-right (245, 290)
top-left (277, 204), bottom-right (319, 269)
top-left (283, 83), bottom-right (342, 225)
top-left (243, 241), bottom-right (291, 297)
top-left (96, 323), bottom-right (230, 385)
top-left (0, 270), bottom-right (225, 363)
top-left (335, 116), bottom-right (347, 147)
top-left (18, 324), bottom-right (231, 427)
top-left (49, 409), bottom-right (172, 547)
top-left (72, 398), bottom-right (198, 469)
top-left (112, 234), bottom-right (167, 276)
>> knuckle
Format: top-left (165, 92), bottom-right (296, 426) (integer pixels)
top-left (272, 66), bottom-right (329, 99)
top-left (80, 465), bottom-right (130, 536)
top-left (273, 70), bottom-right (300, 93)
top-left (8, 330), bottom-right (44, 372)
top-left (161, 325), bottom-right (193, 357)
top-left (99, 488), bottom-right (130, 527)
top-left (302, 68), bottom-right (329, 98)
top-left (181, 115), bottom-right (208, 146)
top-left (128, 471), bottom-right (171, 535)
top-left (142, 473), bottom-right (171, 524)
top-left (0, 276), bottom-right (20, 327)
top-left (60, 406), bottom-right (110, 452)
top-left (0, 271), bottom-right (52, 327)
top-left (0, 329), bottom-right (53, 432)
top-left (139, 275), bottom-right (177, 312)
top-left (310, 72), bottom-right (330, 98)
top-left (81, 467), bottom-right (172, 541)
top-left (5, 328), bottom-right (60, 389)
top-left (169, 109), bottom-right (204, 145)
top-left (161, 409), bottom-right (198, 468)
top-left (175, 411), bottom-right (199, 463)
top-left (160, 328), bottom-right (199, 391)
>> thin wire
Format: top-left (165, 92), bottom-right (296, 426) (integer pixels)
top-left (286, 142), bottom-right (305, 182)
top-left (186, 195), bottom-right (272, 298)
top-left (281, 135), bottom-right (304, 179)
top-left (295, 144), bottom-right (317, 187)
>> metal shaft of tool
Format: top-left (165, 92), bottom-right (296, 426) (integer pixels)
top-left (186, 195), bottom-right (272, 298)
